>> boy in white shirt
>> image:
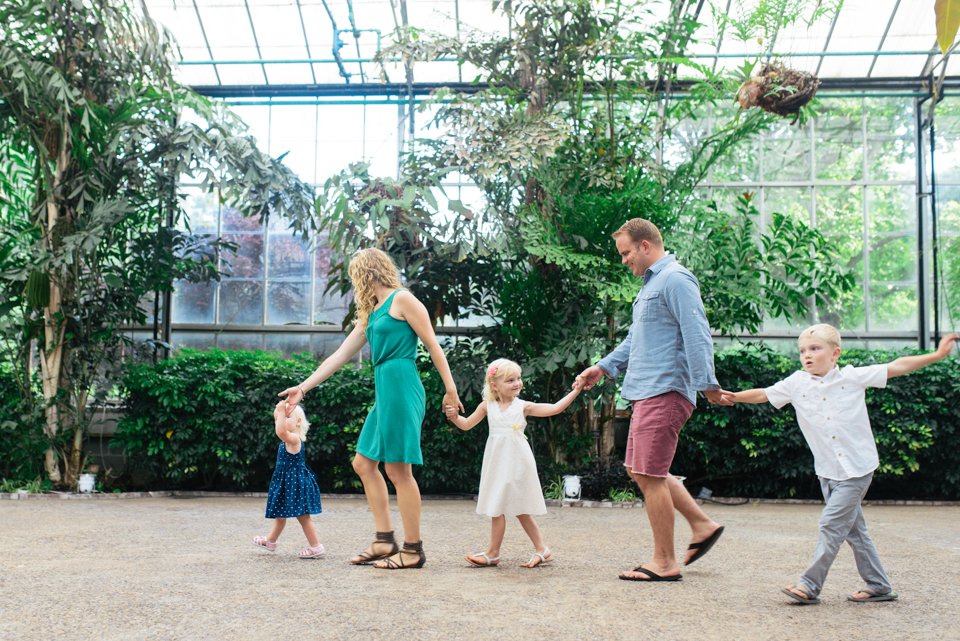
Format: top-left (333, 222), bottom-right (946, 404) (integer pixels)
top-left (724, 324), bottom-right (957, 605)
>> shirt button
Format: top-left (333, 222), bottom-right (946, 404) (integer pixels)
top-left (822, 397), bottom-right (826, 400)
top-left (832, 436), bottom-right (836, 439)
top-left (838, 453), bottom-right (842, 457)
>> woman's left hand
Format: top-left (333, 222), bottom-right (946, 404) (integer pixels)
top-left (443, 390), bottom-right (464, 416)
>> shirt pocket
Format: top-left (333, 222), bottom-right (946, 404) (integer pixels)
top-left (639, 290), bottom-right (661, 322)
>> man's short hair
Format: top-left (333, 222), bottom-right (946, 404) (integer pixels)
top-left (799, 324), bottom-right (841, 351)
top-left (612, 218), bottom-right (664, 248)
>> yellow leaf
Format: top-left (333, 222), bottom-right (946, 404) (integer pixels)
top-left (936, 0), bottom-right (960, 54)
top-left (166, 430), bottom-right (173, 439)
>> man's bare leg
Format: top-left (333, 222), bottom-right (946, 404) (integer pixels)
top-left (621, 472), bottom-right (681, 579)
top-left (666, 475), bottom-right (723, 565)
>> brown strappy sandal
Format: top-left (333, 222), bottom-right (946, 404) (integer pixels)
top-left (374, 540), bottom-right (426, 569)
top-left (349, 531), bottom-right (399, 565)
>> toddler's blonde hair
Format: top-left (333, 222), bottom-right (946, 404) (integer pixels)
top-left (482, 358), bottom-right (522, 402)
top-left (291, 405), bottom-right (310, 441)
top-left (799, 324), bottom-right (841, 351)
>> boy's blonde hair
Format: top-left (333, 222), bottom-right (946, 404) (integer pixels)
top-left (291, 405), bottom-right (310, 441)
top-left (799, 324), bottom-right (841, 351)
top-left (482, 358), bottom-right (522, 402)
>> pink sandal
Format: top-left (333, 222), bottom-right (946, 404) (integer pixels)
top-left (253, 536), bottom-right (277, 551)
top-left (299, 544), bottom-right (325, 559)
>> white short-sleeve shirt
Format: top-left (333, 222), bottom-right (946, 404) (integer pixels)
top-left (765, 364), bottom-right (887, 481)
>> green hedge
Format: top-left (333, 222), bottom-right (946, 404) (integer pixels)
top-left (0, 368), bottom-right (47, 482)
top-left (114, 348), bottom-right (488, 493)
top-left (679, 345), bottom-right (960, 500)
top-left (114, 345), bottom-right (960, 500)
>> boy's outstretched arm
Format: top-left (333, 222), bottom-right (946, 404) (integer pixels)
top-left (886, 332), bottom-right (958, 378)
top-left (445, 403), bottom-right (487, 431)
top-left (726, 388), bottom-right (769, 404)
top-left (526, 378), bottom-right (585, 418)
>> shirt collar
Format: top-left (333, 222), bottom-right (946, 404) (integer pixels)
top-left (802, 364), bottom-right (840, 381)
top-left (642, 254), bottom-right (675, 285)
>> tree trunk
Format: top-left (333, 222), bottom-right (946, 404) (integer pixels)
top-left (39, 135), bottom-right (69, 484)
top-left (598, 310), bottom-right (617, 459)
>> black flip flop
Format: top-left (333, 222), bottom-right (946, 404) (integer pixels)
top-left (781, 585), bottom-right (821, 605)
top-left (684, 525), bottom-right (725, 566)
top-left (847, 589), bottom-right (898, 603)
top-left (618, 566), bottom-right (682, 582)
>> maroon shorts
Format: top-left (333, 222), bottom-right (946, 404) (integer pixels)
top-left (624, 391), bottom-right (695, 478)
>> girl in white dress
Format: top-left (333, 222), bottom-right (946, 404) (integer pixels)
top-left (445, 358), bottom-right (584, 568)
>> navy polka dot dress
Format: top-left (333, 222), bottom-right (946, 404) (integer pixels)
top-left (265, 441), bottom-right (322, 518)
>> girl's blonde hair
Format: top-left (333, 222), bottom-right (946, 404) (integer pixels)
top-left (482, 358), bottom-right (522, 402)
top-left (799, 323), bottom-right (841, 351)
top-left (348, 248), bottom-right (404, 326)
top-left (291, 405), bottom-right (310, 441)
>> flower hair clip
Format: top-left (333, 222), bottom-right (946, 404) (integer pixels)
top-left (488, 365), bottom-right (498, 378)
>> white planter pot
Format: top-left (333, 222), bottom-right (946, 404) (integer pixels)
top-left (78, 474), bottom-right (96, 493)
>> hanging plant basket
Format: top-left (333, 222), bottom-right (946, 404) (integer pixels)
top-left (736, 62), bottom-right (820, 123)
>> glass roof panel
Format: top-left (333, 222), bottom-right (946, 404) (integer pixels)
top-left (141, 0), bottom-right (957, 87)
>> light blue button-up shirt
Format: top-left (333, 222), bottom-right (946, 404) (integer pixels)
top-left (597, 255), bottom-right (720, 406)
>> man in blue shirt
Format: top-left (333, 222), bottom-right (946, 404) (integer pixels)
top-left (577, 218), bottom-right (730, 582)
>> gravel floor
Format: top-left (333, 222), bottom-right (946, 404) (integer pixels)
top-left (1, 497), bottom-right (958, 640)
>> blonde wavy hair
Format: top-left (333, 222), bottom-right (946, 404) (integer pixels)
top-left (292, 405), bottom-right (310, 441)
top-left (482, 358), bottom-right (523, 402)
top-left (348, 248), bottom-right (404, 325)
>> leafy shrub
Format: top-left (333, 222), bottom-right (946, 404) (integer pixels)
top-left (113, 343), bottom-right (960, 499)
top-left (0, 368), bottom-right (47, 482)
top-left (679, 344), bottom-right (960, 500)
top-left (115, 346), bottom-right (489, 493)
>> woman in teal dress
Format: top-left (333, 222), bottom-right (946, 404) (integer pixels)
top-left (278, 248), bottom-right (463, 569)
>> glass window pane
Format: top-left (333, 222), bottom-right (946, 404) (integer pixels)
top-left (764, 188), bottom-right (811, 226)
top-left (222, 206), bottom-right (264, 233)
top-left (870, 235), bottom-right (917, 283)
top-left (264, 333), bottom-right (310, 356)
top-left (868, 186), bottom-right (916, 234)
top-left (314, 237), bottom-right (350, 325)
top-left (312, 334), bottom-right (345, 360)
top-left (817, 186), bottom-right (864, 281)
top-left (818, 283), bottom-right (866, 332)
top-left (937, 185), bottom-right (960, 234)
top-left (267, 233), bottom-right (312, 280)
top-left (219, 281), bottom-right (263, 324)
top-left (172, 281), bottom-right (216, 324)
top-left (266, 282), bottom-right (310, 325)
top-left (865, 98), bottom-right (915, 182)
top-left (815, 99), bottom-right (863, 181)
top-left (222, 234), bottom-right (265, 279)
top-left (172, 333), bottom-right (215, 352)
top-left (217, 334), bottom-right (263, 351)
top-left (763, 138), bottom-right (810, 182)
top-left (181, 190), bottom-right (220, 234)
top-left (869, 284), bottom-right (917, 331)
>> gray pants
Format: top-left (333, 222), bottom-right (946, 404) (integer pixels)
top-left (798, 472), bottom-right (892, 598)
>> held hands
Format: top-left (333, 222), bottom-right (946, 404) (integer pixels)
top-left (703, 389), bottom-right (735, 406)
top-left (575, 365), bottom-right (604, 391)
top-left (273, 400), bottom-right (289, 419)
top-left (443, 389), bottom-right (465, 417)
top-left (277, 386), bottom-right (304, 416)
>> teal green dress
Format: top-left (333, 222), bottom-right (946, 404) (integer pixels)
top-left (355, 290), bottom-right (426, 464)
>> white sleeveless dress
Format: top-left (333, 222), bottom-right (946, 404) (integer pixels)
top-left (475, 397), bottom-right (547, 517)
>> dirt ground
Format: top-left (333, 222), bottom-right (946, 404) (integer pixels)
top-left (1, 497), bottom-right (958, 641)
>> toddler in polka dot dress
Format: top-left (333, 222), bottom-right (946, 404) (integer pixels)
top-left (253, 400), bottom-right (324, 559)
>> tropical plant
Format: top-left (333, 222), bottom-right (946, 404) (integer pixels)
top-left (0, 0), bottom-right (316, 487)
top-left (371, 0), bottom-right (852, 464)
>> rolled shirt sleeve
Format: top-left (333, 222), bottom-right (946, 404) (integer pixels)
top-left (597, 324), bottom-right (633, 378)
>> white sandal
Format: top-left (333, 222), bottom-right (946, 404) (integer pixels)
top-left (466, 552), bottom-right (500, 567)
top-left (299, 544), bottom-right (325, 559)
top-left (521, 547), bottom-right (553, 568)
top-left (253, 536), bottom-right (277, 551)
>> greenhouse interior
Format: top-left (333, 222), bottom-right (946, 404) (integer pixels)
top-left (5, 0), bottom-right (960, 500)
